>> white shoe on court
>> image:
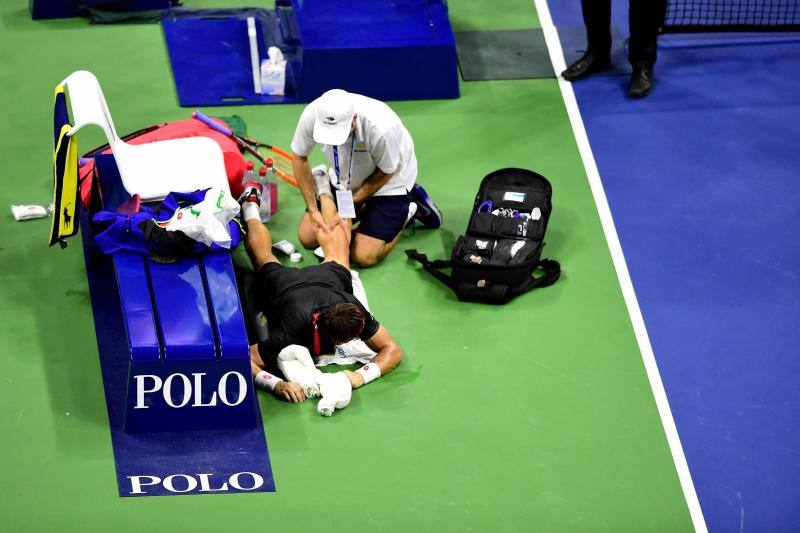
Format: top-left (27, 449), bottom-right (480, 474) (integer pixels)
top-left (405, 201), bottom-right (418, 228)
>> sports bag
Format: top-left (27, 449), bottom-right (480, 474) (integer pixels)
top-left (405, 168), bottom-right (560, 304)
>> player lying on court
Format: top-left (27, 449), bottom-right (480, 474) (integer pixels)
top-left (238, 178), bottom-right (404, 403)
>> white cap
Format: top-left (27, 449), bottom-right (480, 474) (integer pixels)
top-left (290, 252), bottom-right (303, 263)
top-left (313, 89), bottom-right (355, 146)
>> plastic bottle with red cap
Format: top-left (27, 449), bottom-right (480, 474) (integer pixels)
top-left (258, 166), bottom-right (271, 222)
top-left (265, 158), bottom-right (278, 215)
top-left (241, 160), bottom-right (257, 189)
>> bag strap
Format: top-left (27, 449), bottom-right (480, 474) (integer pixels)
top-left (506, 258), bottom-right (561, 298)
top-left (407, 249), bottom-right (561, 302)
top-left (405, 249), bottom-right (456, 290)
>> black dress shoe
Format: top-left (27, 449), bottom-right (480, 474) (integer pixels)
top-left (629, 66), bottom-right (654, 98)
top-left (561, 52), bottom-right (611, 81)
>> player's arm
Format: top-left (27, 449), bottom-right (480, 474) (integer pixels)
top-left (250, 343), bottom-right (306, 403)
top-left (344, 325), bottom-right (403, 389)
top-left (293, 153), bottom-right (328, 232)
top-left (352, 167), bottom-right (395, 204)
top-left (352, 130), bottom-right (400, 204)
top-left (291, 104), bottom-right (329, 231)
top-left (292, 154), bottom-right (316, 211)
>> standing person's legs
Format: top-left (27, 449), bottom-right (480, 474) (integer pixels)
top-left (583, 0), bottom-right (612, 59)
top-left (628, 0), bottom-right (667, 67)
top-left (562, 0), bottom-right (613, 81)
top-left (628, 0), bottom-right (666, 97)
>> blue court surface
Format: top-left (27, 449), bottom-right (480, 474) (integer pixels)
top-left (547, 0), bottom-right (800, 530)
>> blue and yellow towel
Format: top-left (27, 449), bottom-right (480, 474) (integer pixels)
top-left (50, 84), bottom-right (79, 247)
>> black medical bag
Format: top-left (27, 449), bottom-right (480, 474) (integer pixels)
top-left (406, 168), bottom-right (560, 304)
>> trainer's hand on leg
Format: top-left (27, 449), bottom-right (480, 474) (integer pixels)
top-left (273, 381), bottom-right (306, 403)
top-left (319, 207), bottom-right (342, 235)
top-left (309, 209), bottom-right (329, 233)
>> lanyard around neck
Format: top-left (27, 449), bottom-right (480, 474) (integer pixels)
top-left (331, 134), bottom-right (355, 189)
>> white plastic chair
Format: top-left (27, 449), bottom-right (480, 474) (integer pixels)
top-left (60, 70), bottom-right (229, 201)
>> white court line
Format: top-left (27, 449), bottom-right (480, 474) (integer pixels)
top-left (532, 1), bottom-right (708, 531)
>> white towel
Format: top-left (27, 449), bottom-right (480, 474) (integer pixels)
top-left (316, 372), bottom-right (352, 417)
top-left (350, 270), bottom-right (370, 311)
top-left (277, 345), bottom-right (322, 398)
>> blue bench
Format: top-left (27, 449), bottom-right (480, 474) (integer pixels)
top-left (90, 154), bottom-right (258, 433)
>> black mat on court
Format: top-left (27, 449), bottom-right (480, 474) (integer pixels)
top-left (455, 27), bottom-right (629, 81)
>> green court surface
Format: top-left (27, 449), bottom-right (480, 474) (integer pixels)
top-left (0, 1), bottom-right (692, 531)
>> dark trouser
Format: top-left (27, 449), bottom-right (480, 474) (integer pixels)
top-left (580, 0), bottom-right (667, 67)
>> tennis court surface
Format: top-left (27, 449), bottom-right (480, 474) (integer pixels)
top-left (6, 0), bottom-right (794, 530)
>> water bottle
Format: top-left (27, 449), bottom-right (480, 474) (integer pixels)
top-left (241, 160), bottom-right (257, 188)
top-left (258, 166), bottom-right (271, 222)
top-left (265, 158), bottom-right (278, 215)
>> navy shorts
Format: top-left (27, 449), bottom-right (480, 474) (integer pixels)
top-left (358, 194), bottom-right (410, 242)
top-left (324, 193), bottom-right (410, 242)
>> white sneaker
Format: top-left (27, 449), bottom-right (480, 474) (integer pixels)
top-left (237, 182), bottom-right (263, 206)
top-left (311, 164), bottom-right (332, 198)
top-left (314, 246), bottom-right (325, 261)
top-left (405, 201), bottom-right (418, 228)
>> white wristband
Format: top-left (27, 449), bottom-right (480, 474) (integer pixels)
top-left (255, 371), bottom-right (283, 392)
top-left (355, 363), bottom-right (381, 385)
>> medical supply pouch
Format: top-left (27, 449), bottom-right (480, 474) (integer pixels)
top-left (406, 168), bottom-right (560, 304)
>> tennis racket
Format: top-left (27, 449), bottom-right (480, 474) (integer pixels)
top-left (192, 110), bottom-right (297, 187)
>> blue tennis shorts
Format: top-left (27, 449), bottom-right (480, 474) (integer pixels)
top-left (357, 194), bottom-right (410, 242)
top-left (322, 193), bottom-right (410, 243)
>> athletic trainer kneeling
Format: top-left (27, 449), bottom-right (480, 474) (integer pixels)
top-left (291, 89), bottom-right (442, 267)
top-left (239, 180), bottom-right (403, 403)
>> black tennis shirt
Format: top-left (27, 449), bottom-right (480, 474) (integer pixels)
top-left (252, 261), bottom-right (380, 363)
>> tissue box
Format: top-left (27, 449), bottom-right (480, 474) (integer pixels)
top-left (260, 47), bottom-right (286, 96)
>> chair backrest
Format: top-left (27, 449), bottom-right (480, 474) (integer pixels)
top-left (60, 70), bottom-right (119, 144)
top-left (59, 70), bottom-right (229, 200)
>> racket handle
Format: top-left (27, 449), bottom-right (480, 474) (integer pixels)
top-left (192, 110), bottom-right (232, 137)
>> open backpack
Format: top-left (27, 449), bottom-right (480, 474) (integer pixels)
top-left (406, 168), bottom-right (561, 304)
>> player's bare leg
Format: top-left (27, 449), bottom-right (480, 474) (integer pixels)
top-left (236, 178), bottom-right (278, 269)
top-left (298, 165), bottom-right (341, 249)
top-left (244, 216), bottom-right (280, 269)
top-left (317, 193), bottom-right (352, 269)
